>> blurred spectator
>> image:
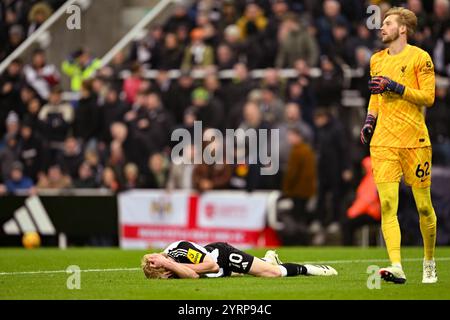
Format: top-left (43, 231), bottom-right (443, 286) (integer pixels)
top-left (181, 28), bottom-right (215, 70)
top-left (73, 161), bottom-right (98, 188)
top-left (347, 22), bottom-right (376, 54)
top-left (123, 162), bottom-right (146, 189)
top-left (23, 97), bottom-right (43, 135)
top-left (100, 166), bottom-right (120, 192)
top-left (224, 63), bottom-right (256, 126)
top-left (351, 46), bottom-right (371, 101)
top-left (234, 101), bottom-right (272, 191)
top-left (237, 3), bottom-right (268, 68)
top-left (236, 2), bottom-right (267, 40)
top-left (191, 87), bottom-right (224, 130)
top-left (167, 143), bottom-right (196, 190)
top-left (218, 0), bottom-right (240, 32)
top-left (23, 49), bottom-right (60, 100)
top-left (203, 73), bottom-right (226, 106)
top-left (108, 121), bottom-right (142, 171)
top-left (91, 76), bottom-right (108, 105)
top-left (259, 87), bottom-right (284, 125)
top-left (192, 133), bottom-right (232, 192)
top-left (37, 163), bottom-right (72, 189)
top-left (154, 69), bottom-right (172, 107)
top-left (0, 134), bottom-right (20, 182)
top-left (3, 24), bottom-right (25, 58)
top-left (16, 84), bottom-right (38, 120)
top-left (1, 111), bottom-right (21, 149)
top-left (98, 87), bottom-right (128, 144)
top-left (276, 13), bottom-right (319, 68)
top-left (133, 92), bottom-right (174, 156)
top-left (106, 140), bottom-right (127, 184)
top-left (316, 0), bottom-right (349, 52)
top-left (99, 51), bottom-right (129, 85)
top-left (164, 1), bottom-right (193, 33)
top-left (311, 108), bottom-right (353, 242)
top-left (166, 70), bottom-right (195, 124)
top-left (427, 83), bottom-right (450, 166)
top-left (430, 0), bottom-right (450, 40)
top-left (433, 22), bottom-right (450, 77)
top-left (325, 22), bottom-right (353, 66)
top-left (278, 102), bottom-right (314, 170)
top-left (0, 60), bottom-right (24, 132)
top-left (314, 55), bottom-right (343, 108)
top-left (342, 156), bottom-right (381, 246)
top-left (145, 152), bottom-right (170, 188)
top-left (38, 86), bottom-right (74, 154)
top-left (18, 120), bottom-right (43, 182)
top-left (412, 25), bottom-right (435, 55)
top-left (129, 25), bottom-right (163, 69)
top-left (222, 24), bottom-right (247, 63)
top-left (263, 0), bottom-right (291, 67)
top-left (61, 48), bottom-right (102, 92)
top-left (84, 149), bottom-right (102, 183)
top-left (407, 0), bottom-right (429, 32)
top-left (74, 80), bottom-right (99, 145)
top-left (122, 62), bottom-right (143, 105)
top-left (289, 59), bottom-right (317, 126)
top-left (4, 161), bottom-right (34, 194)
top-left (260, 68), bottom-right (285, 98)
top-left (27, 2), bottom-right (53, 36)
top-left (159, 32), bottom-right (184, 70)
top-left (282, 127), bottom-right (317, 227)
top-left (58, 136), bottom-right (83, 180)
top-left (216, 43), bottom-right (238, 70)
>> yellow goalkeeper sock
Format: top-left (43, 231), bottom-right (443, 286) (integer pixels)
top-left (377, 182), bottom-right (401, 265)
top-left (412, 186), bottom-right (437, 261)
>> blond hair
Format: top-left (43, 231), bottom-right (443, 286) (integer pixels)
top-left (141, 254), bottom-right (170, 279)
top-left (384, 7), bottom-right (417, 37)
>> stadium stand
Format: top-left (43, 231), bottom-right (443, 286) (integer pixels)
top-left (1, 0), bottom-right (449, 246)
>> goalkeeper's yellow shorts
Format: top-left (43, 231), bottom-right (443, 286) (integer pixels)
top-left (370, 146), bottom-right (432, 188)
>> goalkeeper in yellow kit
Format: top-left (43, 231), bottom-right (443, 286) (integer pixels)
top-left (361, 7), bottom-right (437, 284)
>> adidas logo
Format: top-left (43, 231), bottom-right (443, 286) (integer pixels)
top-left (2, 196), bottom-right (55, 235)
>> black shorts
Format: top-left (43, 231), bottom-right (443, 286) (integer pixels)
top-left (204, 242), bottom-right (254, 277)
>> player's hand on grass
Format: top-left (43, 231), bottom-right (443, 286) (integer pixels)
top-left (368, 76), bottom-right (405, 95)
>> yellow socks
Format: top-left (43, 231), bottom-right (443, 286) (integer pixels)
top-left (377, 183), bottom-right (437, 265)
top-left (377, 182), bottom-right (402, 265)
top-left (412, 187), bottom-right (437, 261)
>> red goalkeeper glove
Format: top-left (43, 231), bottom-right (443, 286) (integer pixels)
top-left (360, 114), bottom-right (376, 145)
top-left (368, 76), bottom-right (405, 95)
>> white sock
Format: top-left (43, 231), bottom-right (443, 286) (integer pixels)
top-left (278, 265), bottom-right (288, 277)
top-left (392, 262), bottom-right (402, 269)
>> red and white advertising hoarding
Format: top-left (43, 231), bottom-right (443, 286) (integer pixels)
top-left (118, 190), bottom-right (274, 249)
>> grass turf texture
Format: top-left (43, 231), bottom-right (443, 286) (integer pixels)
top-left (0, 247), bottom-right (449, 300)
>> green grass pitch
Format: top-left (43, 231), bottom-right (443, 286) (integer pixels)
top-left (0, 247), bottom-right (449, 300)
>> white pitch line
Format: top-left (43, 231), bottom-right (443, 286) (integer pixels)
top-left (1, 257), bottom-right (449, 276)
top-left (303, 257), bottom-right (450, 265)
top-left (0, 267), bottom-right (140, 276)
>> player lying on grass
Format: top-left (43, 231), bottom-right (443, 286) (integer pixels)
top-left (141, 241), bottom-right (338, 279)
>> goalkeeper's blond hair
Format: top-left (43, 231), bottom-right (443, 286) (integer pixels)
top-left (141, 254), bottom-right (169, 279)
top-left (384, 7), bottom-right (417, 37)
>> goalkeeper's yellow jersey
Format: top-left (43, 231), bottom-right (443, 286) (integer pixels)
top-left (368, 44), bottom-right (435, 148)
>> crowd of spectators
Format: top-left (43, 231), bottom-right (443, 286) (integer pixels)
top-left (1, 0), bottom-right (450, 244)
top-left (0, 0), bottom-right (66, 61)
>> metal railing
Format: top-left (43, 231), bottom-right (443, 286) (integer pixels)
top-left (100, 0), bottom-right (176, 68)
top-left (0, 0), bottom-right (80, 75)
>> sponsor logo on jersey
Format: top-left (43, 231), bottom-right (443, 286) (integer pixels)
top-left (187, 248), bottom-right (202, 264)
